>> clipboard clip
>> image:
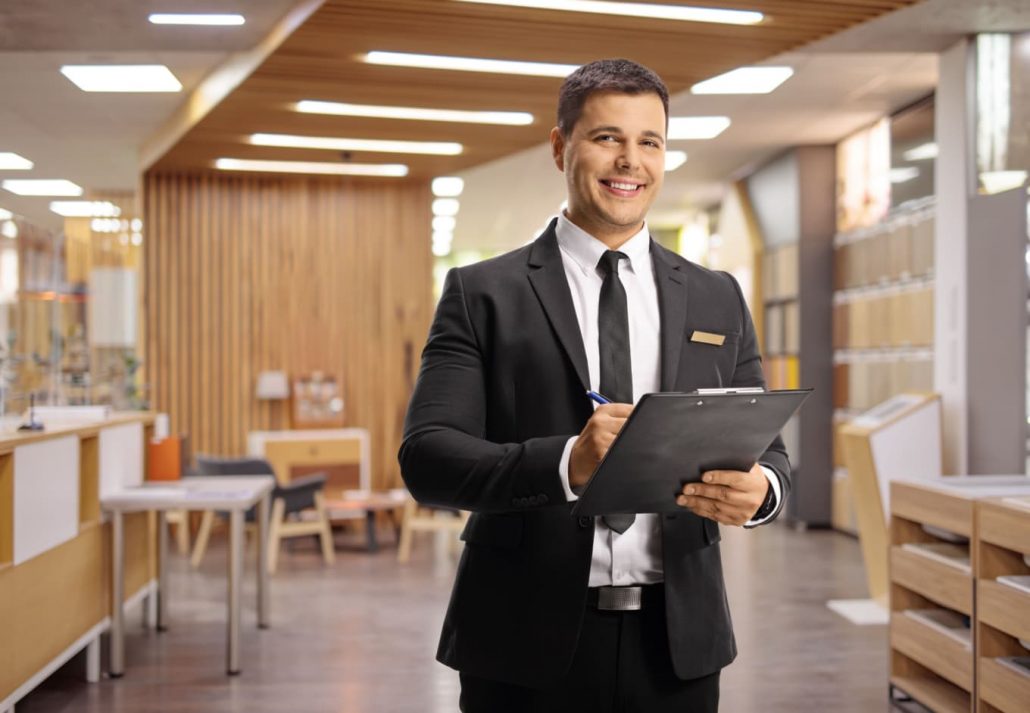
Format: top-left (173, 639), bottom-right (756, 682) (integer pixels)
top-left (693, 387), bottom-right (765, 395)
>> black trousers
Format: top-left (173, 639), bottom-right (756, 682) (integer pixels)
top-left (459, 586), bottom-right (720, 713)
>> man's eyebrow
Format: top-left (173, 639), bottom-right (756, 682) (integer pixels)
top-left (587, 125), bottom-right (624, 135)
top-left (642, 130), bottom-right (665, 143)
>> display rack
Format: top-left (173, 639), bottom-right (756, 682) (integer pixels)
top-left (975, 496), bottom-right (1030, 713)
top-left (889, 478), bottom-right (1030, 713)
top-left (833, 198), bottom-right (935, 533)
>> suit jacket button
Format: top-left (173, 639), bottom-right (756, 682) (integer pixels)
top-left (519, 497), bottom-right (529, 506)
top-left (528, 495), bottom-right (539, 506)
top-left (578, 516), bottom-right (592, 528)
top-left (539, 494), bottom-right (549, 505)
top-left (512, 498), bottom-right (520, 507)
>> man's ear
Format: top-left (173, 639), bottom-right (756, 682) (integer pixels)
top-left (549, 127), bottom-right (565, 172)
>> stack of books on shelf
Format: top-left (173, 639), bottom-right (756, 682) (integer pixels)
top-left (762, 242), bottom-right (800, 390)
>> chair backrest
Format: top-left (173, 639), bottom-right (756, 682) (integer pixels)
top-left (195, 455), bottom-right (277, 478)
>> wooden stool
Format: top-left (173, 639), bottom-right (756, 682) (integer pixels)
top-left (397, 498), bottom-right (469, 563)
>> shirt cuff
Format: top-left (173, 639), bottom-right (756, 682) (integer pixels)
top-left (558, 436), bottom-right (580, 502)
top-left (745, 465), bottom-right (781, 527)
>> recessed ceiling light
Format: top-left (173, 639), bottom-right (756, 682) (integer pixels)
top-left (365, 51), bottom-right (578, 78)
top-left (665, 151), bottom-right (688, 171)
top-left (2, 179), bottom-right (83, 196)
top-left (60, 65), bottom-right (182, 92)
top-left (432, 198), bottom-right (460, 216)
top-left (148, 13), bottom-right (245, 26)
top-left (214, 158), bottom-right (409, 177)
top-left (902, 142), bottom-right (938, 161)
top-left (889, 167), bottom-right (920, 184)
top-left (0, 208), bottom-right (12, 220)
top-left (296, 100), bottom-right (534, 126)
top-left (667, 117), bottom-right (731, 140)
top-left (0, 152), bottom-right (34, 170)
top-left (432, 177), bottom-right (465, 197)
top-left (433, 215), bottom-right (457, 232)
top-left (250, 133), bottom-right (462, 156)
top-left (454, 0), bottom-right (763, 25)
top-left (49, 201), bottom-right (122, 217)
top-left (691, 66), bottom-right (793, 94)
top-left (980, 170), bottom-right (1027, 194)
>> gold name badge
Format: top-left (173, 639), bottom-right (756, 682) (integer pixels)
top-left (690, 330), bottom-right (726, 346)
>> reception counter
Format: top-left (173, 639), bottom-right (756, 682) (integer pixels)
top-left (0, 412), bottom-right (157, 710)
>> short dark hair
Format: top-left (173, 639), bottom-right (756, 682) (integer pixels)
top-left (557, 58), bottom-right (669, 136)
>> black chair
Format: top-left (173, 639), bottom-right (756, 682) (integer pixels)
top-left (189, 456), bottom-right (335, 573)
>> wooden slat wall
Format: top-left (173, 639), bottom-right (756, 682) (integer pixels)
top-left (143, 173), bottom-right (432, 489)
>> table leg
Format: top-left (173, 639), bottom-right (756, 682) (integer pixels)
top-left (227, 509), bottom-right (243, 675)
top-left (257, 494), bottom-right (270, 629)
top-left (157, 511), bottom-right (168, 631)
top-left (110, 511), bottom-right (125, 677)
top-left (86, 635), bottom-right (100, 682)
top-left (365, 510), bottom-right (379, 553)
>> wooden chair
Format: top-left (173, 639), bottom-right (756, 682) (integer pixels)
top-left (190, 456), bottom-right (334, 573)
top-left (397, 497), bottom-right (469, 563)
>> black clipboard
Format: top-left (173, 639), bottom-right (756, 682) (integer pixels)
top-left (571, 389), bottom-right (812, 516)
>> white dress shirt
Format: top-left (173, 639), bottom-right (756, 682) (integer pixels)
top-left (552, 213), bottom-right (781, 587)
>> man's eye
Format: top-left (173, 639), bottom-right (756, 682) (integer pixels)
top-left (597, 135), bottom-right (618, 143)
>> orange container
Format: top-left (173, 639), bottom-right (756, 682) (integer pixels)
top-left (148, 436), bottom-right (182, 481)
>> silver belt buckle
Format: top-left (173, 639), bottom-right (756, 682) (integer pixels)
top-left (597, 586), bottom-right (642, 611)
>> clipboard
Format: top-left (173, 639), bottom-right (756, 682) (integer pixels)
top-left (571, 389), bottom-right (812, 516)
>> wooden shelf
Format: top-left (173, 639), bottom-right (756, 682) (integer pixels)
top-left (891, 545), bottom-right (972, 614)
top-left (891, 611), bottom-right (973, 691)
top-left (978, 657), bottom-right (1030, 713)
top-left (891, 675), bottom-right (970, 713)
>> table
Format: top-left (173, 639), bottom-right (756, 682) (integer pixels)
top-left (323, 489), bottom-right (406, 552)
top-left (101, 476), bottom-right (275, 676)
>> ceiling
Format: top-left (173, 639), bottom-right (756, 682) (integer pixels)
top-left (1, 0), bottom-right (1028, 237)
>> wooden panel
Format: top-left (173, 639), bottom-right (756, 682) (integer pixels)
top-left (890, 613), bottom-right (973, 692)
top-left (79, 436), bottom-right (100, 526)
top-left (978, 580), bottom-right (1030, 643)
top-left (890, 675), bottom-right (970, 713)
top-left (890, 546), bottom-right (972, 614)
top-left (979, 657), bottom-right (1030, 713)
top-left (151, 0), bottom-right (921, 175)
top-left (891, 481), bottom-right (974, 536)
top-left (978, 501), bottom-right (1030, 555)
top-left (0, 516), bottom-right (153, 701)
top-left (0, 453), bottom-right (11, 567)
top-left (265, 439), bottom-right (363, 485)
top-left (143, 173), bottom-right (432, 490)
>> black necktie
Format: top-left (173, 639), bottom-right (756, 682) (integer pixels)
top-left (597, 250), bottom-right (634, 534)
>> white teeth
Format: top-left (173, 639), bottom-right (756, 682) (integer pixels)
top-left (607, 181), bottom-right (640, 191)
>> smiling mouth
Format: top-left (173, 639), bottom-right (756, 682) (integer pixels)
top-left (600, 179), bottom-right (645, 196)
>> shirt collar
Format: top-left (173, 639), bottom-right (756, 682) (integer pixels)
top-left (555, 212), bottom-right (651, 276)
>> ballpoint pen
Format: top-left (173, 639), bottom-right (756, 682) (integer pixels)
top-left (586, 390), bottom-right (612, 405)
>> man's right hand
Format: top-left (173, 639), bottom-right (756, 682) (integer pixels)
top-left (569, 403), bottom-right (634, 489)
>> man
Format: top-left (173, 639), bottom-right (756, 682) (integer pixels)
top-left (399, 58), bottom-right (790, 712)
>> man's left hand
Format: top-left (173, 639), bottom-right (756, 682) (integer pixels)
top-left (676, 463), bottom-right (768, 527)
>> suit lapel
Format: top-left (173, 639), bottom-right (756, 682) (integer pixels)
top-left (651, 242), bottom-right (688, 391)
top-left (527, 220), bottom-right (591, 392)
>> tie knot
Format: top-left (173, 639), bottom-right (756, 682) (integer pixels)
top-left (597, 250), bottom-right (628, 276)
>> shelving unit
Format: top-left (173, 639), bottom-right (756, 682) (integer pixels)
top-left (975, 496), bottom-right (1030, 713)
top-left (889, 478), bottom-right (1030, 713)
top-left (833, 198), bottom-right (936, 532)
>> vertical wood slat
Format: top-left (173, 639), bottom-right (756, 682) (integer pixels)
top-left (143, 173), bottom-right (432, 488)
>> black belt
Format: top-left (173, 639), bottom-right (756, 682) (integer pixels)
top-left (586, 584), bottom-right (663, 611)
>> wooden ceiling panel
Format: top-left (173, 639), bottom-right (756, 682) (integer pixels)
top-left (151, 0), bottom-right (922, 177)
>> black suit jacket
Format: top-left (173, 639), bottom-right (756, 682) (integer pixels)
top-left (399, 218), bottom-right (790, 687)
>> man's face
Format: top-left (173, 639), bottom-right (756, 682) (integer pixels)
top-left (550, 90), bottom-right (666, 244)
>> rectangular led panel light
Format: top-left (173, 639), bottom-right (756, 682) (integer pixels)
top-left (2, 179), bottom-right (83, 196)
top-left (250, 133), bottom-right (462, 156)
top-left (215, 159), bottom-right (409, 177)
top-left (60, 65), bottom-right (182, 92)
top-left (0, 152), bottom-right (34, 170)
top-left (454, 1), bottom-right (763, 25)
top-left (296, 100), bottom-right (534, 126)
top-left (667, 117), bottom-right (731, 140)
top-left (149, 14), bottom-right (245, 25)
top-left (691, 67), bottom-right (793, 94)
top-left (902, 142), bottom-right (938, 161)
top-left (664, 151), bottom-right (688, 171)
top-left (365, 51), bottom-right (578, 78)
top-left (49, 201), bottom-right (122, 217)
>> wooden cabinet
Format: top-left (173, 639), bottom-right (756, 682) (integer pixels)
top-left (975, 497), bottom-right (1030, 713)
top-left (247, 429), bottom-right (370, 492)
top-left (889, 480), bottom-right (1030, 713)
